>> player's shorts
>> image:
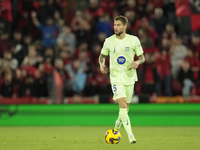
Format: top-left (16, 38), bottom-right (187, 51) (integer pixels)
top-left (111, 83), bottom-right (134, 103)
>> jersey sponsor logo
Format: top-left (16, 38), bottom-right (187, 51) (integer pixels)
top-left (125, 47), bottom-right (129, 51)
top-left (117, 56), bottom-right (126, 65)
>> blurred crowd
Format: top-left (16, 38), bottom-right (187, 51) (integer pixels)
top-left (0, 0), bottom-right (200, 100)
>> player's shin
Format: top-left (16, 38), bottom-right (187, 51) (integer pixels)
top-left (119, 108), bottom-right (136, 143)
top-left (119, 108), bottom-right (132, 134)
top-left (114, 109), bottom-right (129, 130)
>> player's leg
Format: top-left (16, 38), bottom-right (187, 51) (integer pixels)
top-left (127, 103), bottom-right (130, 112)
top-left (125, 84), bottom-right (137, 143)
top-left (117, 97), bottom-right (136, 143)
top-left (112, 83), bottom-right (123, 130)
top-left (114, 103), bottom-right (129, 130)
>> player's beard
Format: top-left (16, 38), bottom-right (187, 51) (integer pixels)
top-left (115, 31), bottom-right (123, 36)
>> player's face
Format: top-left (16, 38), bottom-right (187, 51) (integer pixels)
top-left (114, 20), bottom-right (126, 36)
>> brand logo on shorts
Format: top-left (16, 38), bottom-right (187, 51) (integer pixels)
top-left (125, 47), bottom-right (129, 51)
top-left (117, 56), bottom-right (126, 65)
top-left (126, 120), bottom-right (129, 125)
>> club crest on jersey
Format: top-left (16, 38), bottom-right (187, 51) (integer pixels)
top-left (125, 47), bottom-right (129, 51)
top-left (117, 56), bottom-right (126, 65)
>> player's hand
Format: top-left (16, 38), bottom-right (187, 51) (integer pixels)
top-left (131, 61), bottom-right (139, 69)
top-left (100, 64), bottom-right (107, 74)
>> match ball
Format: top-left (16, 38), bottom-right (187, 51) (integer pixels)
top-left (105, 129), bottom-right (121, 144)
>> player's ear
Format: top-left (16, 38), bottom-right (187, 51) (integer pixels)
top-left (124, 24), bottom-right (127, 29)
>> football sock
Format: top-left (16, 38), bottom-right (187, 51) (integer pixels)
top-left (119, 108), bottom-right (133, 135)
top-left (114, 108), bottom-right (129, 130)
top-left (114, 116), bottom-right (121, 130)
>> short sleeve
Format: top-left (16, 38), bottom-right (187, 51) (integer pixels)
top-left (134, 37), bottom-right (144, 56)
top-left (101, 39), bottom-right (110, 56)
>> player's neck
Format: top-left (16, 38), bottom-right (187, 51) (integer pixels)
top-left (116, 32), bottom-right (126, 40)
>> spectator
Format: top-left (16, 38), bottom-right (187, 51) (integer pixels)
top-left (0, 0), bottom-right (200, 99)
top-left (36, 0), bottom-right (54, 25)
top-left (91, 43), bottom-right (101, 65)
top-left (9, 41), bottom-right (25, 66)
top-left (23, 34), bottom-right (32, 55)
top-left (56, 25), bottom-right (76, 54)
top-left (120, 0), bottom-right (139, 17)
top-left (92, 64), bottom-right (110, 95)
top-left (71, 10), bottom-right (91, 41)
top-left (150, 8), bottom-right (167, 37)
top-left (140, 17), bottom-right (158, 46)
top-left (0, 72), bottom-right (15, 98)
top-left (44, 47), bottom-right (55, 65)
top-left (54, 10), bottom-right (65, 32)
top-left (59, 50), bottom-right (71, 65)
top-left (31, 11), bottom-right (58, 47)
top-left (138, 29), bottom-right (154, 49)
top-left (159, 37), bottom-right (171, 52)
top-left (66, 59), bottom-right (87, 95)
top-left (163, 0), bottom-right (176, 23)
top-left (0, 58), bottom-right (12, 77)
top-left (73, 41), bottom-right (91, 60)
top-left (170, 36), bottom-right (187, 79)
top-left (0, 0), bottom-right (13, 32)
top-left (141, 53), bottom-right (160, 96)
top-left (100, 0), bottom-right (116, 16)
top-left (17, 0), bottom-right (36, 34)
top-left (0, 20), bottom-right (5, 35)
top-left (85, 0), bottom-right (103, 22)
top-left (21, 44), bottom-right (43, 68)
top-left (34, 64), bottom-right (48, 98)
top-left (155, 49), bottom-right (172, 96)
top-left (162, 23), bottom-right (176, 41)
top-left (178, 60), bottom-right (194, 97)
top-left (125, 10), bottom-right (141, 35)
top-left (51, 58), bottom-right (71, 102)
top-left (0, 31), bottom-right (10, 57)
top-left (20, 56), bottom-right (37, 78)
top-left (97, 32), bottom-right (107, 46)
top-left (190, 33), bottom-right (200, 58)
top-left (13, 69), bottom-right (24, 97)
top-left (96, 13), bottom-right (112, 37)
top-left (19, 57), bottom-right (37, 97)
top-left (184, 48), bottom-right (200, 81)
top-left (0, 51), bottom-right (18, 71)
top-left (12, 30), bottom-right (23, 44)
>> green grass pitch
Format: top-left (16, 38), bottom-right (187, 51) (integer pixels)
top-left (0, 126), bottom-right (200, 150)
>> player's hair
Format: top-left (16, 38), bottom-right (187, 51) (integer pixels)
top-left (114, 15), bottom-right (128, 25)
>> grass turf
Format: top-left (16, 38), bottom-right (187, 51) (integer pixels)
top-left (0, 126), bottom-right (200, 150)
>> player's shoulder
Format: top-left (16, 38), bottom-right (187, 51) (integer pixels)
top-left (106, 34), bottom-right (116, 41)
top-left (126, 34), bottom-right (139, 40)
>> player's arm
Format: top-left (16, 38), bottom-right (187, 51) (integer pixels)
top-left (131, 53), bottom-right (145, 69)
top-left (99, 54), bottom-right (107, 74)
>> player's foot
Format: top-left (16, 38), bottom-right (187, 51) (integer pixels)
top-left (114, 119), bottom-right (122, 130)
top-left (129, 134), bottom-right (137, 143)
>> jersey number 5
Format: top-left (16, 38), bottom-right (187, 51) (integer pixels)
top-left (113, 85), bottom-right (117, 92)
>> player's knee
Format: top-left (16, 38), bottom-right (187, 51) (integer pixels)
top-left (117, 97), bottom-right (127, 108)
top-left (119, 103), bottom-right (127, 108)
